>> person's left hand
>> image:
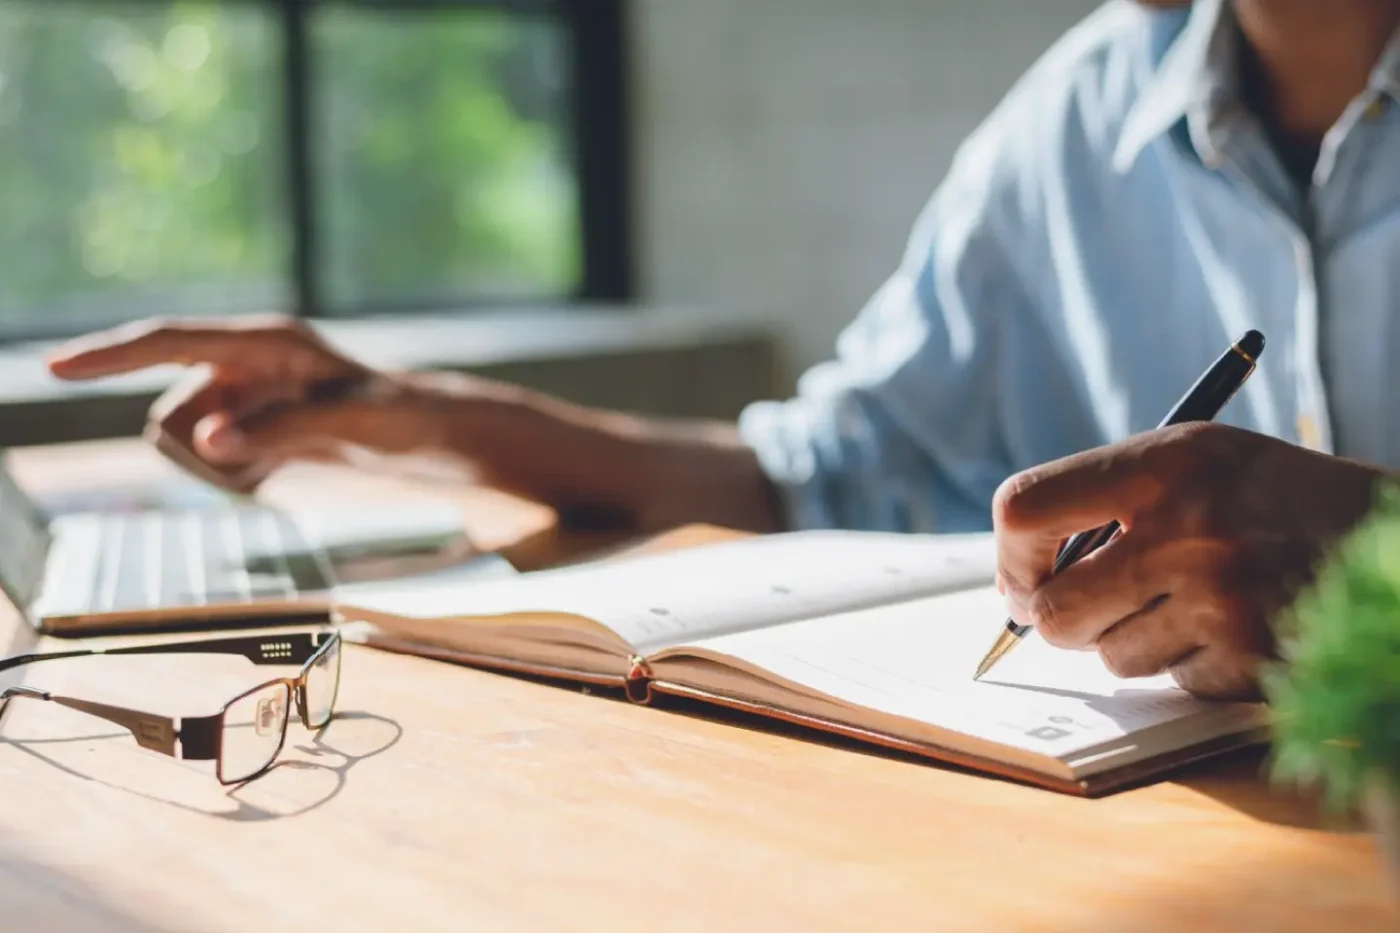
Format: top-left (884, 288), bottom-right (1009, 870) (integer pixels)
top-left (992, 423), bottom-right (1383, 700)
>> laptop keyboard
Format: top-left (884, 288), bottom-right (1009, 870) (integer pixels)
top-left (39, 507), bottom-right (336, 617)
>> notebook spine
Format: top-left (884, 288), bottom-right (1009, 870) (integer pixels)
top-left (625, 655), bottom-right (654, 704)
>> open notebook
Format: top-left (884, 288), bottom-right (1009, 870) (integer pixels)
top-left (332, 531), bottom-right (1268, 796)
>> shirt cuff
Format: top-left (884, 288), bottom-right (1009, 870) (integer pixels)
top-left (737, 397), bottom-right (835, 532)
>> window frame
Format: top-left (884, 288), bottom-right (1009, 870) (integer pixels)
top-left (0, 0), bottom-right (631, 341)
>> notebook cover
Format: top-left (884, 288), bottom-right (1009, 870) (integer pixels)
top-left (348, 630), bottom-right (1266, 797)
top-left (353, 630), bottom-right (631, 690)
top-left (640, 680), bottom-right (1268, 798)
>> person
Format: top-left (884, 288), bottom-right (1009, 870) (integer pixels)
top-left (47, 0), bottom-right (1400, 700)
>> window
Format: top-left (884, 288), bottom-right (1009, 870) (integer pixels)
top-left (0, 0), bottom-right (628, 342)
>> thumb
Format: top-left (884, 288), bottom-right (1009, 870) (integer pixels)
top-left (194, 397), bottom-right (435, 463)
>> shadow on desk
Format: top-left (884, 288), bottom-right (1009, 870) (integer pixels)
top-left (672, 694), bottom-right (1366, 830)
top-left (1, 710), bottom-right (401, 822)
top-left (0, 841), bottom-right (169, 933)
top-left (437, 658), bottom-right (1357, 833)
top-left (1164, 745), bottom-right (1367, 831)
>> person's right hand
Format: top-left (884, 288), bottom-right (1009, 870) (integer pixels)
top-left (991, 423), bottom-right (1382, 700)
top-left (47, 315), bottom-right (441, 492)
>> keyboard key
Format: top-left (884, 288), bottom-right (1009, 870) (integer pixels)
top-left (42, 503), bottom-right (345, 618)
top-left (107, 516), bottom-right (150, 611)
top-left (157, 514), bottom-right (195, 607)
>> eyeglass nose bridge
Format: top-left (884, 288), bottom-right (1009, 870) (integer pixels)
top-left (253, 693), bottom-right (287, 738)
top-left (2, 686), bottom-right (52, 701)
top-left (293, 682), bottom-right (309, 726)
top-left (0, 685), bottom-right (52, 716)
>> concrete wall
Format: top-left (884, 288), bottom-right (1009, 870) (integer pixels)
top-left (629, 0), bottom-right (1105, 385)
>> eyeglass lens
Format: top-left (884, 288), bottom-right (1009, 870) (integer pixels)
top-left (219, 681), bottom-right (291, 783)
top-left (303, 636), bottom-right (341, 729)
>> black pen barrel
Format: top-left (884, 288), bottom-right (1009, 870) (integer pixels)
top-left (1158, 330), bottom-right (1263, 427)
top-left (995, 330), bottom-right (1263, 644)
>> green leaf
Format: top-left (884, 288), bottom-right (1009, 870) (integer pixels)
top-left (1266, 481), bottom-right (1400, 812)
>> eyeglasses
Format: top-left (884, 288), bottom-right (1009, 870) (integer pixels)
top-left (0, 630), bottom-right (341, 784)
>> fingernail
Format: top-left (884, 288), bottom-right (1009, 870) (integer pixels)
top-left (207, 425), bottom-right (247, 457)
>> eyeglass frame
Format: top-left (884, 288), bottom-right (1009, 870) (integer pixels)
top-left (0, 630), bottom-right (342, 785)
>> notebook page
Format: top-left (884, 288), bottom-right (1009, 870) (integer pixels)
top-left (682, 585), bottom-right (1260, 761)
top-left (332, 553), bottom-right (520, 602)
top-left (335, 530), bottom-right (997, 654)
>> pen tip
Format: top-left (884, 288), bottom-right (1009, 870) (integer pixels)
top-left (972, 628), bottom-right (1020, 682)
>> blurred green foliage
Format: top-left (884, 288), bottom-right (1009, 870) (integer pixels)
top-left (0, 0), bottom-right (578, 337)
top-left (1266, 483), bottom-right (1400, 812)
top-left (315, 6), bottom-right (577, 310)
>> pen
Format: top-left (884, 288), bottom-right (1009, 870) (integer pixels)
top-left (972, 329), bottom-right (1266, 681)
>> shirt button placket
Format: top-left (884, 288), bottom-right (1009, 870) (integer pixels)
top-left (1291, 234), bottom-right (1331, 453)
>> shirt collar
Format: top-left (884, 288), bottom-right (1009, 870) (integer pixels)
top-left (1376, 26), bottom-right (1400, 100)
top-left (1113, 0), bottom-right (1236, 173)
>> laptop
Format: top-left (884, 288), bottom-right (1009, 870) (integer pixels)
top-left (0, 455), bottom-right (470, 636)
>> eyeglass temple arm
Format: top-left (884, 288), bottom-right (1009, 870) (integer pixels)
top-left (100, 632), bottom-right (327, 666)
top-left (0, 687), bottom-right (219, 761)
top-left (0, 632), bottom-right (329, 676)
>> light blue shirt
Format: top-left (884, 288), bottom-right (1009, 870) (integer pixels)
top-left (739, 0), bottom-right (1400, 533)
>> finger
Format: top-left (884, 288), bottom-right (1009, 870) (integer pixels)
top-left (211, 397), bottom-right (433, 461)
top-left (47, 316), bottom-right (291, 380)
top-left (1168, 647), bottom-right (1265, 701)
top-left (148, 366), bottom-right (239, 455)
top-left (993, 443), bottom-right (1168, 599)
top-left (1094, 593), bottom-right (1204, 680)
top-left (995, 442), bottom-right (1169, 537)
top-left (149, 368), bottom-right (297, 465)
top-left (1019, 531), bottom-right (1230, 647)
top-left (193, 411), bottom-right (262, 463)
top-left (1015, 531), bottom-right (1175, 649)
top-left (145, 420), bottom-right (277, 495)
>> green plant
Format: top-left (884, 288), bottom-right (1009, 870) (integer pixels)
top-left (0, 4), bottom-right (576, 327)
top-left (1265, 483), bottom-right (1400, 811)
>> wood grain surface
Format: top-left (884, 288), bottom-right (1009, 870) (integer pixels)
top-left (0, 440), bottom-right (1393, 932)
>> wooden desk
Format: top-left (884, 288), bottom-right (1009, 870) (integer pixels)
top-left (0, 441), bottom-right (1395, 932)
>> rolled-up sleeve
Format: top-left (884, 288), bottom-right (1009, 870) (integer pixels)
top-left (739, 132), bottom-right (1034, 534)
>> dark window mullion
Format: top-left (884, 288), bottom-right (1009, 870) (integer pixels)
top-left (281, 0), bottom-right (318, 318)
top-left (568, 0), bottom-right (631, 302)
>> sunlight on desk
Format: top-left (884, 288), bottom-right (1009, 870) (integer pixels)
top-left (0, 441), bottom-right (1391, 931)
